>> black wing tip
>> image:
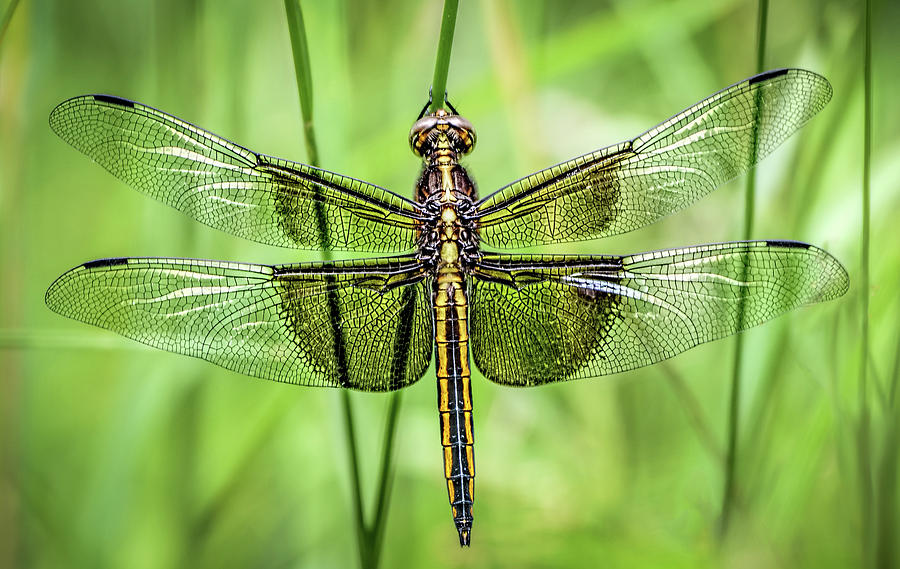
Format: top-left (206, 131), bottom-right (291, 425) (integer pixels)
top-left (91, 94), bottom-right (136, 108)
top-left (747, 68), bottom-right (832, 95)
top-left (50, 94), bottom-right (137, 123)
top-left (51, 93), bottom-right (136, 115)
top-left (765, 239), bottom-right (811, 250)
top-left (748, 68), bottom-right (791, 85)
top-left (49, 94), bottom-right (136, 135)
top-left (82, 257), bottom-right (129, 269)
top-left (762, 240), bottom-right (851, 300)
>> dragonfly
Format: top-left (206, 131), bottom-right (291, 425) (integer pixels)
top-left (47, 68), bottom-right (848, 546)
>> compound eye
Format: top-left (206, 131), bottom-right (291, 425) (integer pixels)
top-left (409, 116), bottom-right (439, 156)
top-left (447, 115), bottom-right (473, 132)
top-left (447, 115), bottom-right (476, 155)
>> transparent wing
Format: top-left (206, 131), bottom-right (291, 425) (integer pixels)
top-left (46, 256), bottom-right (432, 391)
top-left (50, 95), bottom-right (421, 252)
top-left (475, 69), bottom-right (831, 248)
top-left (470, 241), bottom-right (848, 385)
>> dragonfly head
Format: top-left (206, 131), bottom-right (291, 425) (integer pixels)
top-left (409, 108), bottom-right (476, 159)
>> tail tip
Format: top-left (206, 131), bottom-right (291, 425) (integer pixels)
top-left (458, 527), bottom-right (471, 547)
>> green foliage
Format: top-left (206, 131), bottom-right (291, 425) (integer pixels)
top-left (1, 1), bottom-right (898, 567)
top-left (430, 0), bottom-right (458, 112)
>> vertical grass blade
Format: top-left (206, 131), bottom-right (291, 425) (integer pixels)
top-left (340, 389), bottom-right (369, 568)
top-left (876, 316), bottom-right (900, 568)
top-left (281, 3), bottom-right (456, 565)
top-left (369, 391), bottom-right (403, 567)
top-left (719, 0), bottom-right (768, 539)
top-left (430, 0), bottom-right (459, 112)
top-left (875, 410), bottom-right (898, 569)
top-left (891, 324), bottom-right (900, 408)
top-left (858, 0), bottom-right (873, 565)
top-left (283, 0), bottom-right (319, 168)
top-left (282, 3), bottom-right (367, 566)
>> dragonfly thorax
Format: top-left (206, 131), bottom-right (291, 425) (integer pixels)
top-left (409, 108), bottom-right (476, 159)
top-left (415, 174), bottom-right (479, 271)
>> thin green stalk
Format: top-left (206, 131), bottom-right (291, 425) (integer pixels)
top-left (364, 3), bottom-right (462, 558)
top-left (341, 390), bottom-right (369, 568)
top-left (369, 392), bottom-right (403, 566)
top-left (875, 315), bottom-right (900, 568)
top-left (875, 413), bottom-right (899, 569)
top-left (282, 3), bottom-right (459, 563)
top-left (283, 3), bottom-right (367, 565)
top-left (891, 318), bottom-right (900, 408)
top-left (430, 0), bottom-right (459, 112)
top-left (0, 0), bottom-right (22, 52)
top-left (721, 335), bottom-right (745, 537)
top-left (283, 0), bottom-right (318, 167)
top-left (719, 0), bottom-right (767, 539)
top-left (870, 351), bottom-right (888, 411)
top-left (282, 4), bottom-right (446, 567)
top-left (858, 0), bottom-right (873, 564)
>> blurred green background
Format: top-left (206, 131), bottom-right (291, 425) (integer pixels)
top-left (1, 0), bottom-right (898, 567)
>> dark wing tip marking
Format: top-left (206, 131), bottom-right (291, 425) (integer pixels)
top-left (748, 68), bottom-right (790, 85)
top-left (82, 257), bottom-right (129, 269)
top-left (765, 239), bottom-right (811, 249)
top-left (92, 94), bottom-right (136, 107)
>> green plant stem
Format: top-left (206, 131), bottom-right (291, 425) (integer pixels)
top-left (283, 0), bottom-right (319, 167)
top-left (891, 319), bottom-right (900, 408)
top-left (283, 4), bottom-right (368, 566)
top-left (430, 0), bottom-right (459, 112)
top-left (876, 312), bottom-right (900, 569)
top-left (369, 392), bottom-right (403, 567)
top-left (875, 417), bottom-right (899, 569)
top-left (341, 391), bottom-right (369, 568)
top-left (282, 4), bottom-right (433, 567)
top-left (719, 0), bottom-right (767, 540)
top-left (282, 3), bottom-right (458, 564)
top-left (858, 0), bottom-right (873, 565)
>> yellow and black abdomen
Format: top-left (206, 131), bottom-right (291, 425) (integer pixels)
top-left (433, 269), bottom-right (475, 546)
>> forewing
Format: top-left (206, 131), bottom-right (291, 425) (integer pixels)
top-left (46, 257), bottom-right (432, 391)
top-left (476, 69), bottom-right (831, 248)
top-left (50, 95), bottom-right (421, 252)
top-left (471, 241), bottom-right (848, 385)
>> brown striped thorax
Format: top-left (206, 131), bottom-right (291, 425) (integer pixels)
top-left (411, 108), bottom-right (481, 272)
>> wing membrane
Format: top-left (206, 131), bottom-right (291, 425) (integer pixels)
top-left (476, 69), bottom-right (831, 248)
top-left (50, 95), bottom-right (421, 252)
top-left (46, 257), bottom-right (432, 391)
top-left (470, 241), bottom-right (848, 385)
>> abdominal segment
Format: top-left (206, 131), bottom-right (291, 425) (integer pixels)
top-left (433, 271), bottom-right (475, 546)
